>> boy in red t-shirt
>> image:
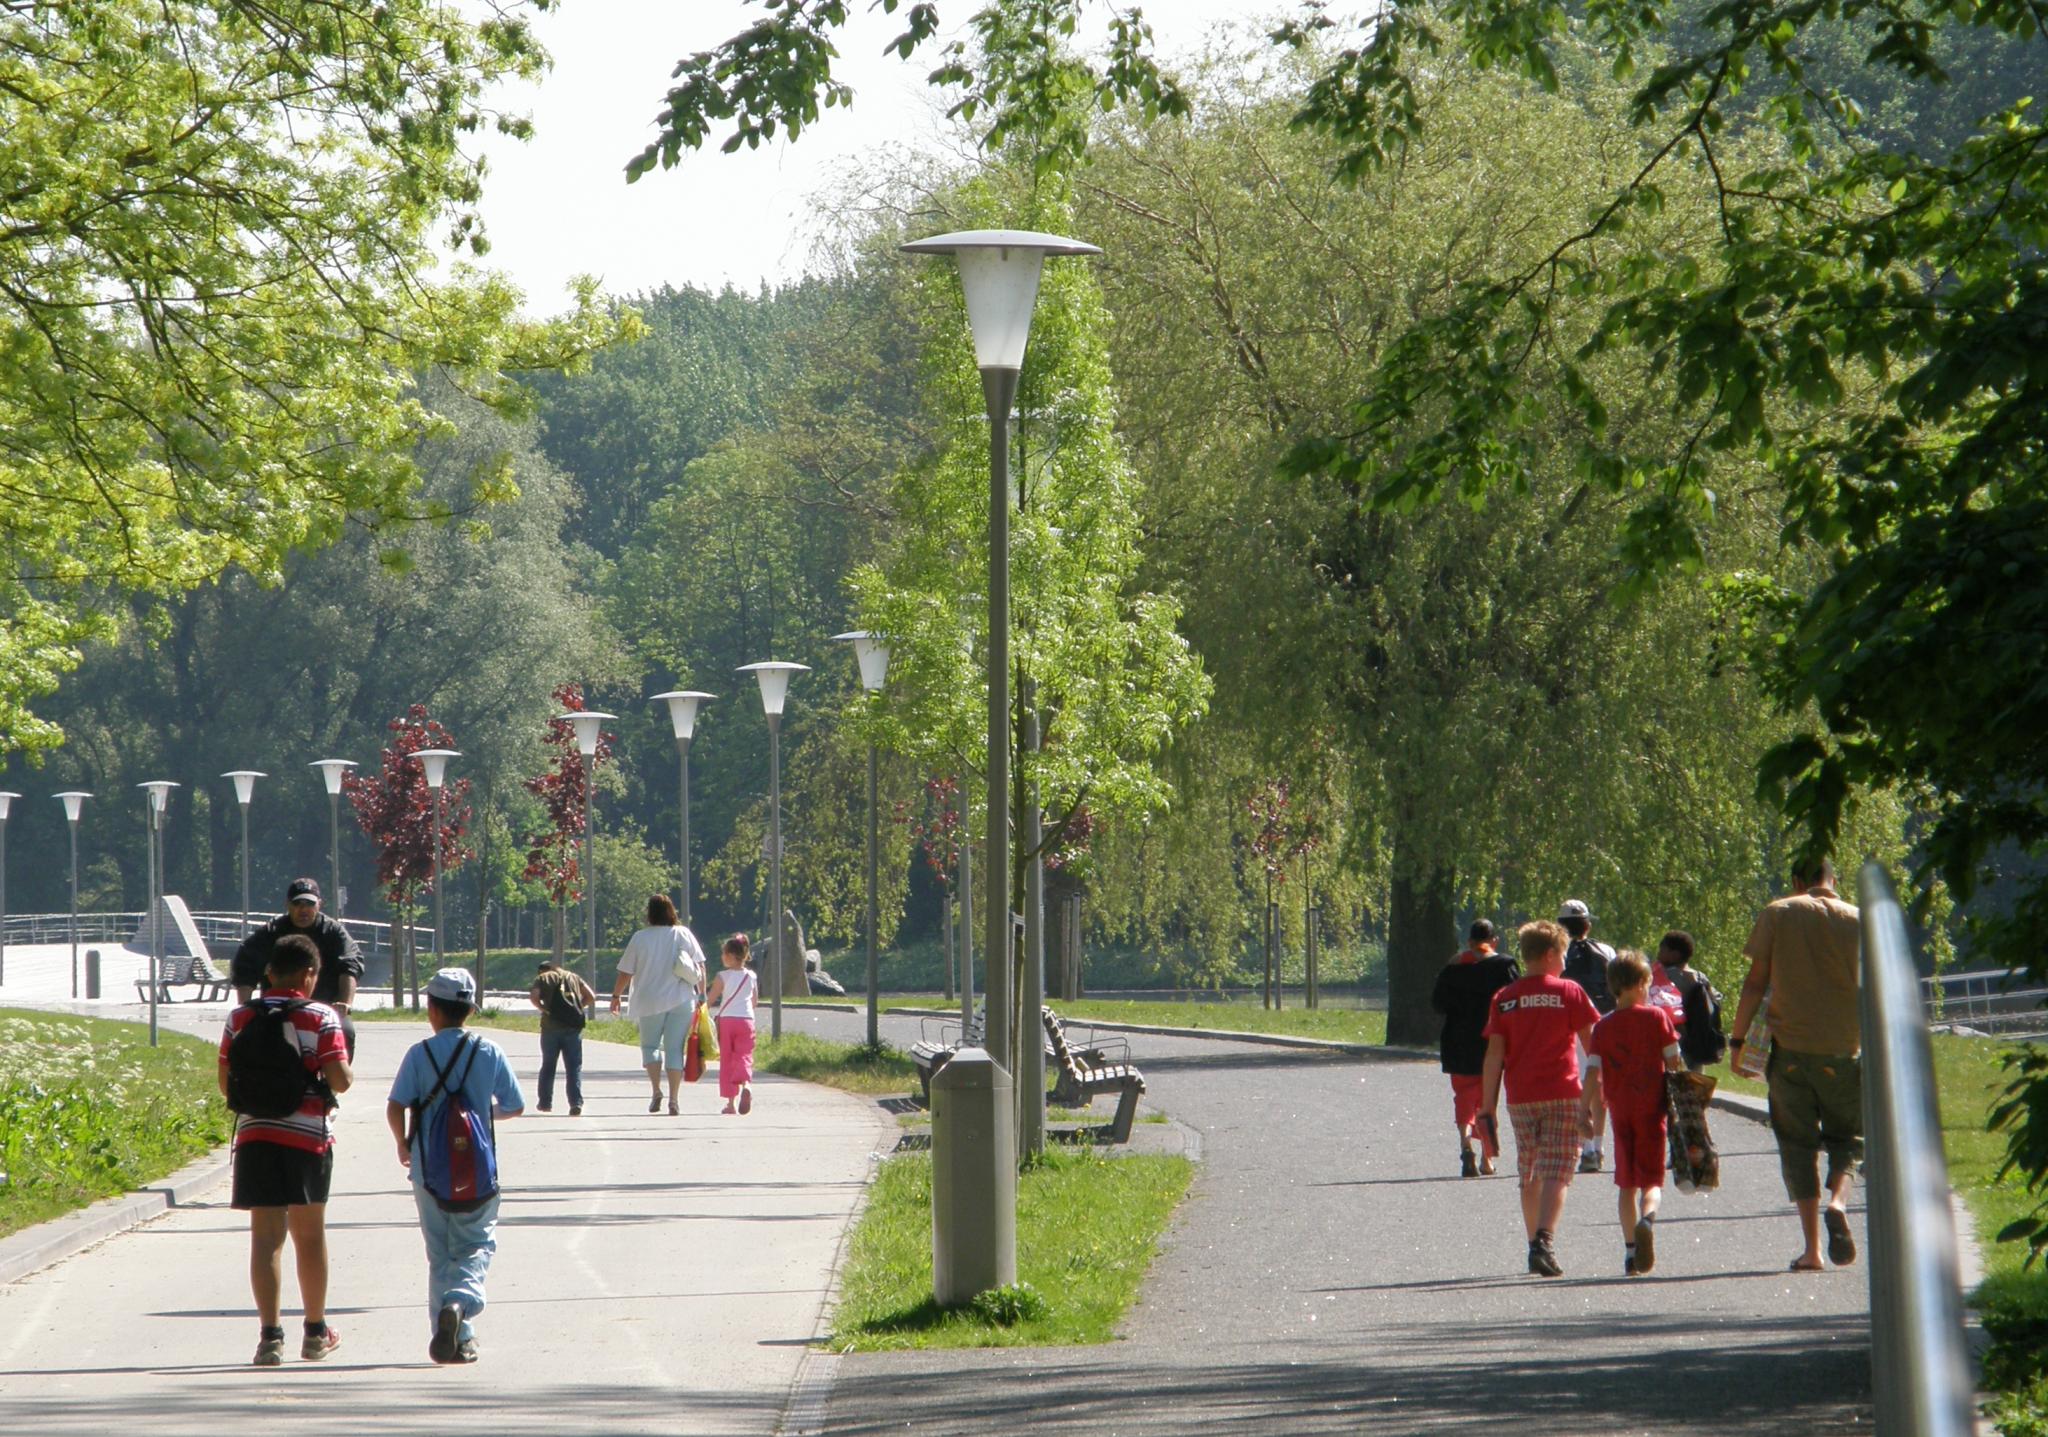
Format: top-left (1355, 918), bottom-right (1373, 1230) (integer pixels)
top-left (1480, 920), bottom-right (1600, 1277)
top-left (1583, 949), bottom-right (1685, 1276)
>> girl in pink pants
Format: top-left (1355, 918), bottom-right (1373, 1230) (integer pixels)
top-left (706, 933), bottom-right (759, 1115)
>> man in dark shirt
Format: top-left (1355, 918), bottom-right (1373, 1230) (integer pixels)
top-left (233, 877), bottom-right (364, 1057)
top-left (1558, 899), bottom-right (1617, 1173)
top-left (1431, 920), bottom-right (1521, 1177)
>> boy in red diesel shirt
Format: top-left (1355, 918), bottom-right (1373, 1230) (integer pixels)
top-left (1583, 949), bottom-right (1685, 1276)
top-left (1480, 920), bottom-right (1600, 1277)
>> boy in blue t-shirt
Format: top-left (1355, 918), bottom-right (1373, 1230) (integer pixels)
top-left (385, 967), bottom-right (525, 1364)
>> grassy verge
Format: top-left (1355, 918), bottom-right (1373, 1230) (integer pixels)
top-left (0, 1008), bottom-right (233, 1239)
top-left (357, 1007), bottom-right (917, 1100)
top-left (831, 1144), bottom-right (1192, 1350)
top-left (812, 993), bottom-right (1391, 1046)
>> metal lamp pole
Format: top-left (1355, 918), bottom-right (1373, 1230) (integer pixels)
top-left (900, 229), bottom-right (1100, 1102)
top-left (834, 633), bottom-right (892, 1050)
top-left (415, 750), bottom-right (460, 972)
top-left (651, 691), bottom-right (716, 924)
top-left (739, 662), bottom-right (808, 1041)
top-left (139, 781), bottom-right (178, 1046)
top-left (0, 791), bottom-right (18, 987)
top-left (54, 792), bottom-right (90, 998)
top-left (558, 712), bottom-right (614, 987)
top-left (221, 772), bottom-right (265, 943)
top-left (309, 760), bottom-right (356, 921)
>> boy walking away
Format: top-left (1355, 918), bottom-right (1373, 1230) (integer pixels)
top-left (1557, 899), bottom-right (1616, 1174)
top-left (386, 968), bottom-right (526, 1364)
top-left (1656, 931), bottom-right (1727, 1073)
top-left (218, 933), bottom-right (353, 1365)
top-left (1430, 920), bottom-right (1520, 1177)
top-left (528, 958), bottom-right (596, 1115)
top-left (1583, 950), bottom-right (1685, 1275)
top-left (1480, 921), bottom-right (1600, 1277)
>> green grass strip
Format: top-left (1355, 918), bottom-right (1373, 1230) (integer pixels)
top-left (0, 1008), bottom-right (233, 1239)
top-left (832, 1145), bottom-right (1192, 1350)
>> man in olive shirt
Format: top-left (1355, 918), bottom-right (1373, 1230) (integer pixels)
top-left (1729, 857), bottom-right (1862, 1272)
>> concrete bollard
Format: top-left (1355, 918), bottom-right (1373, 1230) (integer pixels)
top-left (930, 1047), bottom-right (1016, 1307)
top-left (85, 949), bottom-right (101, 1000)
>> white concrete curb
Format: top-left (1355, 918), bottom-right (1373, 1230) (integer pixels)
top-left (0, 1143), bottom-right (231, 1287)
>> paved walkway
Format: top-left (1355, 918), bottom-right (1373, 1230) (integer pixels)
top-left (777, 1006), bottom-right (1874, 1437)
top-left (0, 1001), bottom-right (890, 1436)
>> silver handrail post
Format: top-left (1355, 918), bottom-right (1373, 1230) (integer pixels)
top-left (1859, 861), bottom-right (1975, 1437)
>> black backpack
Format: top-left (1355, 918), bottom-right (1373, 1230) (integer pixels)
top-left (538, 973), bottom-right (586, 1031)
top-left (226, 999), bottom-right (314, 1118)
top-left (1680, 978), bottom-right (1728, 1065)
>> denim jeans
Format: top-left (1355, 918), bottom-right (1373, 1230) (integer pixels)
top-left (538, 1024), bottom-right (583, 1110)
top-left (412, 1185), bottom-right (500, 1342)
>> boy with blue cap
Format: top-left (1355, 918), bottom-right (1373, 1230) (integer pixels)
top-left (385, 967), bottom-right (526, 1364)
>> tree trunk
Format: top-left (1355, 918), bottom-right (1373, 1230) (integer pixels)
top-left (552, 904), bottom-right (568, 962)
top-left (1386, 854), bottom-right (1456, 1048)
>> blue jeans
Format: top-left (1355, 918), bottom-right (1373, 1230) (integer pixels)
top-left (538, 1025), bottom-right (583, 1110)
top-left (412, 1184), bottom-right (500, 1342)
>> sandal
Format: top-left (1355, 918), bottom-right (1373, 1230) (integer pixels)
top-left (1788, 1255), bottom-right (1824, 1273)
top-left (648, 1095), bottom-right (663, 1113)
top-left (1825, 1207), bottom-right (1857, 1266)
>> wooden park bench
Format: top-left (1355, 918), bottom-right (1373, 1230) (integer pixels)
top-left (136, 954), bottom-right (233, 1004)
top-left (1042, 1005), bottom-right (1146, 1143)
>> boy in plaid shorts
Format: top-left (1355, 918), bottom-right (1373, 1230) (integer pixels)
top-left (1480, 920), bottom-right (1600, 1276)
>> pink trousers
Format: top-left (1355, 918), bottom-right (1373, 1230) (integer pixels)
top-left (717, 1016), bottom-right (756, 1100)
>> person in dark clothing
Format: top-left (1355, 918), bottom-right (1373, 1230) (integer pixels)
top-left (1655, 930), bottom-right (1727, 1072)
top-left (233, 877), bottom-right (364, 1058)
top-left (1557, 899), bottom-right (1617, 1172)
top-left (1431, 920), bottom-right (1521, 1177)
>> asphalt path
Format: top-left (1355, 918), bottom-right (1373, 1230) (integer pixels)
top-left (776, 1005), bottom-right (1872, 1437)
top-left (0, 1006), bottom-right (891, 1437)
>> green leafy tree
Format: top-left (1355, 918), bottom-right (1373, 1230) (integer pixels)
top-left (0, 0), bottom-right (627, 757)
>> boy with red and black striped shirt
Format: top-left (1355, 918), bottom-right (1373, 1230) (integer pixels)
top-left (217, 933), bottom-right (353, 1366)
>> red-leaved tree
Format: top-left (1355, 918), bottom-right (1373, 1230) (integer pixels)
top-left (345, 706), bottom-right (472, 1008)
top-left (523, 683), bottom-right (612, 965)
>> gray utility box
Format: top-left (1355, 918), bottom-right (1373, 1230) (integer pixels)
top-left (930, 1046), bottom-right (1016, 1307)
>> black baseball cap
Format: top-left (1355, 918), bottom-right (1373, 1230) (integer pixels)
top-left (286, 877), bottom-right (321, 904)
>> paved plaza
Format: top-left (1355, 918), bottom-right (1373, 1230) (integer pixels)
top-left (0, 951), bottom-right (1880, 1435)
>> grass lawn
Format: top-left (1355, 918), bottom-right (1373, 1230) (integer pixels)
top-left (814, 994), bottom-right (1391, 1046)
top-left (831, 1144), bottom-right (1192, 1350)
top-left (0, 1008), bottom-right (232, 1240)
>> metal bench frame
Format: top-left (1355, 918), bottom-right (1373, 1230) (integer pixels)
top-left (1042, 1005), bottom-right (1145, 1143)
top-left (135, 954), bottom-right (233, 1004)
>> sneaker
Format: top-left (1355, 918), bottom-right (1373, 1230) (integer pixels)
top-left (253, 1328), bottom-right (285, 1366)
top-left (454, 1337), bottom-right (480, 1363)
top-left (536, 1104), bottom-right (552, 1113)
top-left (301, 1324), bottom-right (341, 1361)
top-left (1527, 1239), bottom-right (1563, 1278)
top-left (429, 1303), bottom-right (462, 1365)
top-left (1460, 1149), bottom-right (1479, 1179)
top-left (1577, 1149), bottom-right (1603, 1174)
top-left (1624, 1249), bottom-right (1638, 1277)
top-left (569, 1106), bottom-right (582, 1117)
top-left (1633, 1217), bottom-right (1657, 1274)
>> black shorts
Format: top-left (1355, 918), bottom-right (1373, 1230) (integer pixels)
top-left (231, 1142), bottom-right (334, 1209)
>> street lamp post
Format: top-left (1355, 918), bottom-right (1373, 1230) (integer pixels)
top-left (557, 712), bottom-right (614, 987)
top-left (139, 781), bottom-right (178, 1046)
top-left (650, 691), bottom-right (716, 924)
top-left (738, 662), bottom-right (808, 1041)
top-left (54, 792), bottom-right (90, 998)
top-left (221, 772), bottom-right (266, 944)
top-left (0, 791), bottom-right (18, 987)
top-left (414, 750), bottom-right (460, 974)
top-left (309, 760), bottom-right (356, 922)
top-left (833, 633), bottom-right (891, 1051)
top-left (900, 229), bottom-right (1099, 1103)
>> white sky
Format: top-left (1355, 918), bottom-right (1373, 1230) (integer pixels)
top-left (469, 1), bottom-right (1291, 312)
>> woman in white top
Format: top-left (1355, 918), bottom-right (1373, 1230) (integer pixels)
top-left (608, 894), bottom-right (706, 1116)
top-left (704, 932), bottom-right (758, 1116)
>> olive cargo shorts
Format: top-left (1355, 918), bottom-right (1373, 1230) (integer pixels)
top-left (1767, 1044), bottom-right (1863, 1201)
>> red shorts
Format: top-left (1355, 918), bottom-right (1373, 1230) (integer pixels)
top-left (1508, 1099), bottom-right (1581, 1184)
top-left (1450, 1073), bottom-right (1483, 1126)
top-left (1610, 1107), bottom-right (1669, 1189)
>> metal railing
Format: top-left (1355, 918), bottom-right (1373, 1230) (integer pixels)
top-left (1921, 966), bottom-right (2048, 1039)
top-left (2, 909), bottom-right (427, 959)
top-left (1860, 862), bottom-right (1976, 1437)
